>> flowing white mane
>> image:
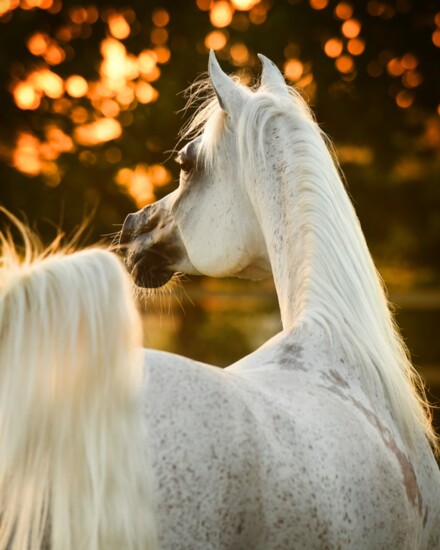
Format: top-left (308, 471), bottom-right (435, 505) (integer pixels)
top-left (181, 76), bottom-right (438, 455)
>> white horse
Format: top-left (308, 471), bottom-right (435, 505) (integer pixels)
top-left (1, 53), bottom-right (439, 550)
top-left (120, 51), bottom-right (440, 548)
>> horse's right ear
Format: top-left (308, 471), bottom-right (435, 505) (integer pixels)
top-left (208, 50), bottom-right (245, 117)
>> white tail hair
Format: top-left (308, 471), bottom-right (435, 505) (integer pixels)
top-left (0, 210), bottom-right (157, 549)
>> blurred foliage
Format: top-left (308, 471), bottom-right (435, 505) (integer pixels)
top-left (0, 0), bottom-right (439, 279)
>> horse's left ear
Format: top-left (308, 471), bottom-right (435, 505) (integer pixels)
top-left (258, 54), bottom-right (290, 97)
top-left (208, 50), bottom-right (245, 116)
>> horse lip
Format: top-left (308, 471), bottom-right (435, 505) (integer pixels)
top-left (131, 257), bottom-right (173, 288)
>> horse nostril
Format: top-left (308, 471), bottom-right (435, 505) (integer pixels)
top-left (119, 213), bottom-right (137, 247)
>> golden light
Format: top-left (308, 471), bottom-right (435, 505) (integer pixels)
top-left (0, 0), bottom-right (19, 16)
top-left (143, 66), bottom-right (161, 82)
top-left (347, 38), bottom-right (365, 56)
top-left (401, 53), bottom-right (418, 70)
top-left (230, 43), bottom-right (249, 65)
top-left (367, 1), bottom-right (385, 17)
top-left (334, 2), bottom-right (353, 20)
top-left (86, 5), bottom-right (99, 23)
top-left (74, 118), bottom-right (122, 146)
top-left (32, 69), bottom-right (64, 98)
top-left (13, 82), bottom-right (40, 110)
top-left (116, 86), bottom-right (135, 107)
top-left (205, 30), bottom-right (228, 51)
top-left (65, 75), bottom-right (88, 98)
top-left (432, 29), bottom-right (440, 48)
top-left (44, 44), bottom-right (65, 65)
top-left (231, 0), bottom-right (259, 9)
top-left (151, 27), bottom-right (168, 46)
top-left (395, 90), bottom-right (414, 109)
top-left (324, 38), bottom-right (343, 58)
top-left (27, 32), bottom-right (49, 56)
top-left (336, 145), bottom-right (373, 166)
top-left (386, 58), bottom-right (404, 77)
top-left (135, 82), bottom-right (158, 104)
top-left (335, 54), bottom-right (354, 73)
top-left (100, 98), bottom-right (120, 117)
top-left (152, 8), bottom-right (170, 27)
top-left (12, 133), bottom-right (41, 175)
top-left (149, 164), bottom-right (172, 187)
top-left (210, 1), bottom-right (234, 28)
top-left (69, 6), bottom-right (88, 24)
top-left (108, 13), bottom-right (131, 40)
top-left (70, 106), bottom-right (88, 124)
top-left (138, 50), bottom-right (158, 74)
top-left (196, 0), bottom-right (211, 10)
top-left (341, 18), bottom-right (361, 38)
top-left (402, 70), bottom-right (423, 88)
top-left (115, 165), bottom-right (155, 207)
top-left (249, 3), bottom-right (267, 24)
top-left (284, 59), bottom-right (304, 82)
top-left (154, 46), bottom-right (171, 64)
top-left (40, 126), bottom-right (74, 159)
top-left (100, 38), bottom-right (130, 83)
top-left (309, 0), bottom-right (328, 9)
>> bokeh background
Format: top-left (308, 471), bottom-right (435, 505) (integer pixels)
top-left (0, 0), bottom-right (439, 427)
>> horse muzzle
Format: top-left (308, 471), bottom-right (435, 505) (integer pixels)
top-left (120, 204), bottom-right (182, 288)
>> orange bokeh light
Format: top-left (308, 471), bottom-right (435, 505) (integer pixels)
top-left (335, 2), bottom-right (353, 20)
top-left (395, 90), bottom-right (414, 109)
top-left (230, 43), bottom-right (249, 65)
top-left (12, 133), bottom-right (41, 175)
top-left (151, 27), bottom-right (168, 46)
top-left (387, 58), bottom-right (404, 77)
top-left (432, 29), bottom-right (440, 48)
top-left (75, 118), bottom-right (122, 146)
top-left (65, 75), bottom-right (88, 98)
top-left (152, 8), bottom-right (170, 27)
top-left (13, 82), bottom-right (40, 110)
top-left (27, 32), bottom-right (49, 56)
top-left (135, 81), bottom-right (159, 104)
top-left (154, 46), bottom-right (171, 64)
top-left (116, 165), bottom-right (155, 207)
top-left (401, 53), bottom-right (418, 70)
top-left (309, 0), bottom-right (328, 9)
top-left (210, 1), bottom-right (234, 28)
top-left (402, 70), bottom-right (423, 88)
top-left (341, 18), bottom-right (361, 38)
top-left (205, 30), bottom-right (228, 51)
top-left (231, 0), bottom-right (259, 9)
top-left (335, 54), bottom-right (354, 73)
top-left (284, 59), bottom-right (304, 82)
top-left (196, 0), bottom-right (211, 10)
top-left (108, 13), bottom-right (131, 40)
top-left (138, 50), bottom-right (158, 74)
top-left (324, 38), bottom-right (343, 58)
top-left (347, 38), bottom-right (365, 56)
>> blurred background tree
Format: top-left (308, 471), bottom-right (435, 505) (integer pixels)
top-left (0, 0), bottom-right (440, 418)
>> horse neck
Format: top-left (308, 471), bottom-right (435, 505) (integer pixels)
top-left (246, 114), bottom-right (381, 335)
top-left (241, 106), bottom-right (439, 454)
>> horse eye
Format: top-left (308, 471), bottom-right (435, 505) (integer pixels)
top-left (175, 155), bottom-right (193, 174)
top-left (180, 159), bottom-right (193, 174)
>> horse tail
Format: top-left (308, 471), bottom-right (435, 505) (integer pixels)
top-left (0, 210), bottom-right (157, 550)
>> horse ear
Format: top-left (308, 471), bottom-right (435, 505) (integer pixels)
top-left (208, 49), bottom-right (245, 116)
top-left (258, 54), bottom-right (290, 97)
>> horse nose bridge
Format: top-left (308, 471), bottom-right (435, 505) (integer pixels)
top-left (119, 212), bottom-right (139, 246)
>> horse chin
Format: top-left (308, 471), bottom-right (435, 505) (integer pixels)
top-left (131, 257), bottom-right (174, 289)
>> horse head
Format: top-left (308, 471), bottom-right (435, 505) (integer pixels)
top-left (120, 51), bottom-right (279, 288)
